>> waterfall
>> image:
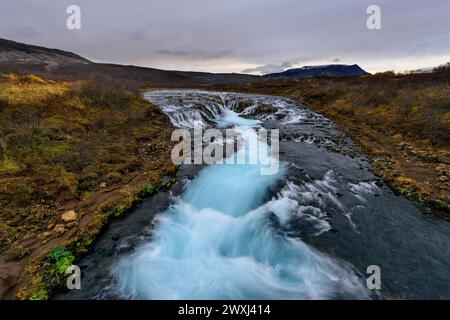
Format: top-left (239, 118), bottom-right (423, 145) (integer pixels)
top-left (114, 90), bottom-right (370, 299)
top-left (143, 90), bottom-right (322, 128)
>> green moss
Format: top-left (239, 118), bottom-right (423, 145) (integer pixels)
top-left (141, 182), bottom-right (154, 195)
top-left (16, 245), bottom-right (76, 300)
top-left (100, 191), bottom-right (139, 218)
top-left (29, 288), bottom-right (48, 300)
top-left (72, 232), bottom-right (96, 256)
top-left (430, 198), bottom-right (450, 212)
top-left (48, 246), bottom-right (75, 274)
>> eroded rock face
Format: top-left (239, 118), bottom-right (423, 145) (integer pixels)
top-left (61, 210), bottom-right (77, 223)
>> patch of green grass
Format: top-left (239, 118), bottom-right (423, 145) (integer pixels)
top-left (29, 288), bottom-right (48, 300)
top-left (48, 246), bottom-right (75, 274)
top-left (18, 246), bottom-right (75, 300)
top-left (142, 182), bottom-right (154, 195)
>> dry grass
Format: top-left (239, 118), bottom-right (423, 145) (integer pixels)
top-left (0, 74), bottom-right (174, 252)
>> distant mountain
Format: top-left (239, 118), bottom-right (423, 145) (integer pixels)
top-left (0, 39), bottom-right (370, 86)
top-left (0, 38), bottom-right (259, 86)
top-left (264, 64), bottom-right (370, 79)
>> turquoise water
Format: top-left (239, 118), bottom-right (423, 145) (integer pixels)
top-left (55, 90), bottom-right (450, 300)
top-left (114, 107), bottom-right (369, 299)
top-left (216, 110), bottom-right (261, 128)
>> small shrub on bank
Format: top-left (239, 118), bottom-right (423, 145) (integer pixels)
top-left (70, 80), bottom-right (136, 109)
top-left (141, 182), bottom-right (154, 195)
top-left (48, 246), bottom-right (75, 274)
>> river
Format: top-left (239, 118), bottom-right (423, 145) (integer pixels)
top-left (57, 90), bottom-right (450, 300)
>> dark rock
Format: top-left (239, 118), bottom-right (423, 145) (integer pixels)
top-left (375, 180), bottom-right (383, 187)
top-left (398, 142), bottom-right (407, 150)
top-left (161, 176), bottom-right (171, 184)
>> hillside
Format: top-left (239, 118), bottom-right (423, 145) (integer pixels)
top-left (1, 39), bottom-right (372, 86)
top-left (0, 38), bottom-right (259, 86)
top-left (0, 74), bottom-right (178, 299)
top-left (0, 38), bottom-right (90, 68)
top-left (264, 64), bottom-right (369, 79)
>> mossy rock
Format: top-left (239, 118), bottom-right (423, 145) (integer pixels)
top-left (100, 190), bottom-right (139, 219)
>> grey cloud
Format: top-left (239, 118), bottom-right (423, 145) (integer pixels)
top-left (6, 25), bottom-right (42, 39)
top-left (242, 62), bottom-right (294, 75)
top-left (1, 0), bottom-right (449, 73)
top-left (129, 29), bottom-right (148, 42)
top-left (156, 48), bottom-right (235, 60)
top-left (205, 49), bottom-right (236, 60)
top-left (157, 49), bottom-right (191, 57)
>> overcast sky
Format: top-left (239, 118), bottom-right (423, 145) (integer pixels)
top-left (1, 0), bottom-right (450, 74)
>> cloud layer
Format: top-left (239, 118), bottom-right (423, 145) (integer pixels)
top-left (1, 0), bottom-right (450, 73)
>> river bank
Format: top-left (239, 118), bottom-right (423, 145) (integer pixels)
top-left (0, 75), bottom-right (177, 299)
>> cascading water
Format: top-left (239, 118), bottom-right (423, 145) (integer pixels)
top-left (113, 90), bottom-right (370, 299)
top-left (54, 90), bottom-right (450, 300)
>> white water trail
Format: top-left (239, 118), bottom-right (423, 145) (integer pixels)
top-left (113, 91), bottom-right (369, 299)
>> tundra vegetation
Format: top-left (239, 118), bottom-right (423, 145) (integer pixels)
top-left (0, 73), bottom-right (176, 299)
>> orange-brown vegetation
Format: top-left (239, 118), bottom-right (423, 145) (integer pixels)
top-left (0, 74), bottom-right (176, 299)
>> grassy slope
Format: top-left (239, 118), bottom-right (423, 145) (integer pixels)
top-left (212, 69), bottom-right (450, 214)
top-left (0, 74), bottom-right (177, 299)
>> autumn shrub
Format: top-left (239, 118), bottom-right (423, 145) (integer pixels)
top-left (0, 73), bottom-right (171, 253)
top-left (70, 80), bottom-right (136, 109)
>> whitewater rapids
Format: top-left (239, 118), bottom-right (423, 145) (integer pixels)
top-left (113, 91), bottom-right (370, 299)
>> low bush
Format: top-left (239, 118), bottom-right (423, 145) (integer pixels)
top-left (0, 74), bottom-right (173, 254)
